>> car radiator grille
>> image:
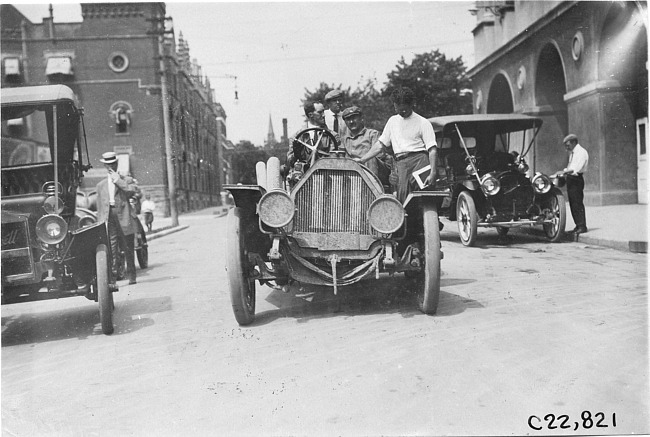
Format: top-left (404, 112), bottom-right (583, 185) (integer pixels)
top-left (491, 174), bottom-right (534, 216)
top-left (1, 220), bottom-right (33, 277)
top-left (293, 170), bottom-right (375, 234)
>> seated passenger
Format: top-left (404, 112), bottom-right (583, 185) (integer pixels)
top-left (341, 105), bottom-right (393, 190)
top-left (286, 101), bottom-right (336, 186)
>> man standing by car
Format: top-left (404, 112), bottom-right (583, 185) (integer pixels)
top-left (554, 133), bottom-right (589, 234)
top-left (353, 87), bottom-right (437, 203)
top-left (95, 152), bottom-right (138, 285)
top-left (324, 89), bottom-right (349, 141)
top-left (341, 105), bottom-right (393, 190)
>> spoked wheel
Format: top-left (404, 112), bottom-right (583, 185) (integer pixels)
top-left (95, 244), bottom-right (114, 335)
top-left (292, 127), bottom-right (339, 166)
top-left (543, 189), bottom-right (567, 242)
top-left (456, 191), bottom-right (478, 247)
top-left (136, 230), bottom-right (148, 268)
top-left (417, 203), bottom-right (442, 315)
top-left (226, 207), bottom-right (256, 325)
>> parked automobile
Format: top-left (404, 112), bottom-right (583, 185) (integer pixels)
top-left (225, 127), bottom-right (447, 326)
top-left (1, 85), bottom-right (116, 334)
top-left (429, 114), bottom-right (566, 246)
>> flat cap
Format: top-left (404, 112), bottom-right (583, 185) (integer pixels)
top-left (563, 134), bottom-right (578, 143)
top-left (341, 105), bottom-right (362, 119)
top-left (324, 89), bottom-right (344, 101)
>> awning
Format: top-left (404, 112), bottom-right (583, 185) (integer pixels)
top-left (4, 58), bottom-right (20, 75)
top-left (45, 57), bottom-right (73, 76)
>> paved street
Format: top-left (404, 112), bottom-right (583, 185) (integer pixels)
top-left (2, 210), bottom-right (648, 436)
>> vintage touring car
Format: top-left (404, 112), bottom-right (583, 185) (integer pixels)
top-left (1, 85), bottom-right (116, 335)
top-left (430, 114), bottom-right (566, 246)
top-left (225, 127), bottom-right (447, 325)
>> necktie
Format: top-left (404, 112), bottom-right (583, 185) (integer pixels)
top-left (333, 114), bottom-right (339, 133)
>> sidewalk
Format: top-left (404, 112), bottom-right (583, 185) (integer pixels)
top-left (565, 203), bottom-right (647, 253)
top-left (143, 203), bottom-right (648, 254)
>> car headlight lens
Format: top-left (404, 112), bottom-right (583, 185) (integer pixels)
top-left (532, 173), bottom-right (552, 194)
top-left (368, 195), bottom-right (405, 234)
top-left (35, 214), bottom-right (68, 245)
top-left (43, 196), bottom-right (65, 214)
top-left (258, 189), bottom-right (294, 228)
top-left (481, 174), bottom-right (501, 196)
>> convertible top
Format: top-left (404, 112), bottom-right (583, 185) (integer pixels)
top-left (428, 114), bottom-right (543, 136)
top-left (1, 85), bottom-right (77, 107)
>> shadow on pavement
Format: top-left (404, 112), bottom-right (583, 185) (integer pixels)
top-left (1, 296), bottom-right (172, 346)
top-left (251, 274), bottom-right (482, 326)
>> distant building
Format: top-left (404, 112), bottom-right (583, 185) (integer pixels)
top-left (468, 1), bottom-right (648, 205)
top-left (0, 2), bottom-right (234, 214)
top-left (265, 113), bottom-right (277, 148)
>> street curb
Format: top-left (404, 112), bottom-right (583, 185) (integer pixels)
top-left (567, 233), bottom-right (647, 253)
top-left (146, 225), bottom-right (189, 241)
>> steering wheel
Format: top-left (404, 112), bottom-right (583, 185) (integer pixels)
top-left (292, 127), bottom-right (339, 167)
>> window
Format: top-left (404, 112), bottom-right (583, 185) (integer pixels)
top-left (109, 101), bottom-right (133, 135)
top-left (45, 56), bottom-right (73, 76)
top-left (108, 51), bottom-right (129, 73)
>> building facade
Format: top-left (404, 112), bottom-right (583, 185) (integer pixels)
top-left (468, 1), bottom-right (648, 205)
top-left (0, 2), bottom-right (232, 215)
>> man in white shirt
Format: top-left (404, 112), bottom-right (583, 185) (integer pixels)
top-left (554, 133), bottom-right (589, 233)
top-left (354, 87), bottom-right (437, 203)
top-left (324, 89), bottom-right (349, 142)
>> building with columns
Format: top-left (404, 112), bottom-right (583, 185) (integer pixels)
top-left (467, 1), bottom-right (647, 205)
top-left (1, 2), bottom-right (233, 215)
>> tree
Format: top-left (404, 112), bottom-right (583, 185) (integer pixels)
top-left (384, 50), bottom-right (472, 117)
top-left (230, 140), bottom-right (269, 184)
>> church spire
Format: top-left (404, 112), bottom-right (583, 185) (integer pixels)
top-left (266, 114), bottom-right (277, 147)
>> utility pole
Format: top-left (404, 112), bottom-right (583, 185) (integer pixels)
top-left (150, 14), bottom-right (179, 227)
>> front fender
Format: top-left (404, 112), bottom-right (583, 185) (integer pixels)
top-left (68, 221), bottom-right (110, 272)
top-left (224, 184), bottom-right (265, 215)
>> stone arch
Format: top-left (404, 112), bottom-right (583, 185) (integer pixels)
top-left (532, 41), bottom-right (568, 175)
top-left (486, 72), bottom-right (514, 114)
top-left (598, 1), bottom-right (647, 120)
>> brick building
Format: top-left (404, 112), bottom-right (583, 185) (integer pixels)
top-left (468, 1), bottom-right (647, 205)
top-left (0, 2), bottom-right (233, 215)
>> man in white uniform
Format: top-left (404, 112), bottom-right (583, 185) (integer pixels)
top-left (353, 87), bottom-right (437, 203)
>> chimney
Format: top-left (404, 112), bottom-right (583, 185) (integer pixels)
top-left (282, 118), bottom-right (288, 145)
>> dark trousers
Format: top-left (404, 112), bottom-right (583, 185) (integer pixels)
top-left (107, 209), bottom-right (136, 282)
top-left (566, 174), bottom-right (586, 228)
top-left (395, 152), bottom-right (430, 203)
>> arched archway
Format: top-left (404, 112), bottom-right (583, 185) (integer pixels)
top-left (486, 73), bottom-right (513, 114)
top-left (598, 2), bottom-right (648, 203)
top-left (534, 42), bottom-right (567, 174)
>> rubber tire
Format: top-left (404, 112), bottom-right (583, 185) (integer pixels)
top-left (226, 208), bottom-right (256, 325)
top-left (96, 244), bottom-right (114, 335)
top-left (496, 226), bottom-right (509, 236)
top-left (418, 203), bottom-right (442, 315)
top-left (136, 230), bottom-right (148, 269)
top-left (543, 189), bottom-right (567, 242)
top-left (456, 191), bottom-right (478, 247)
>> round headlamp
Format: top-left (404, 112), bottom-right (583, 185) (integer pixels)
top-left (258, 189), bottom-right (294, 228)
top-left (367, 195), bottom-right (405, 234)
top-left (43, 196), bottom-right (65, 214)
top-left (35, 214), bottom-right (68, 245)
top-left (481, 174), bottom-right (501, 196)
top-left (465, 164), bottom-right (477, 176)
top-left (532, 173), bottom-right (552, 194)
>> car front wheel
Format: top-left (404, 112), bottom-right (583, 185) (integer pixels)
top-left (96, 244), bottom-right (114, 335)
top-left (543, 189), bottom-right (566, 242)
top-left (417, 202), bottom-right (442, 315)
top-left (456, 191), bottom-right (478, 247)
top-left (226, 208), bottom-right (256, 325)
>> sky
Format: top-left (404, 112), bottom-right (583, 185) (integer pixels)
top-left (14, 1), bottom-right (477, 146)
